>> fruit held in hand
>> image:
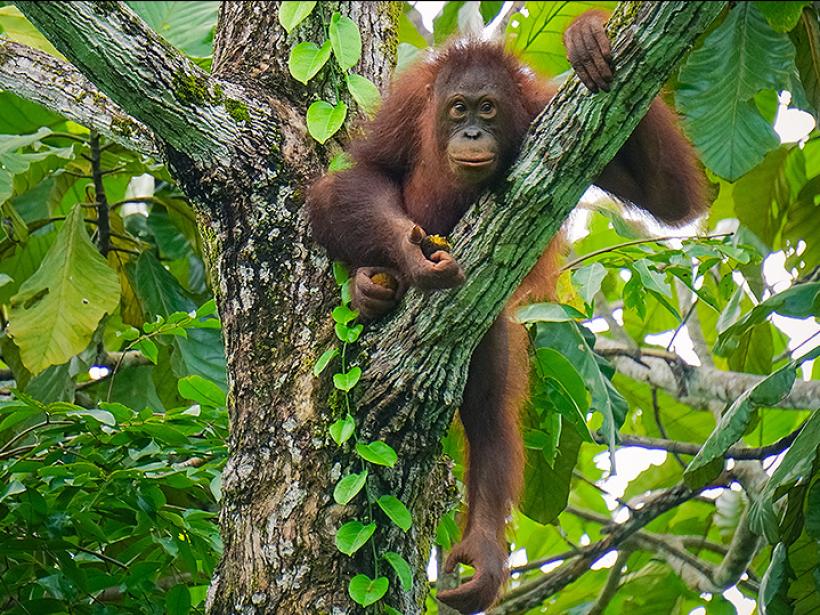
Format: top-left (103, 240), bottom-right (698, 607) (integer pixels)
top-left (371, 272), bottom-right (398, 290)
top-left (420, 234), bottom-right (452, 260)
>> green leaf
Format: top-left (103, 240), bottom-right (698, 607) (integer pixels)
top-left (716, 282), bottom-right (820, 355)
top-left (329, 13), bottom-right (362, 70)
top-left (333, 366), bottom-right (361, 391)
top-left (165, 583), bottom-right (191, 615)
top-left (306, 100), bottom-right (348, 144)
top-left (140, 422), bottom-right (189, 446)
top-left (335, 520), bottom-right (376, 556)
top-left (131, 252), bottom-right (227, 389)
top-left (505, 1), bottom-right (616, 78)
top-left (329, 414), bottom-right (356, 445)
top-left (532, 319), bottom-right (627, 456)
top-left (356, 440), bottom-right (398, 467)
top-left (749, 410), bottom-right (820, 542)
top-left (178, 374), bottom-right (226, 407)
top-left (333, 470), bottom-right (368, 505)
top-left (376, 495), bottom-right (412, 531)
top-left (288, 40), bottom-right (332, 85)
top-left (65, 408), bottom-right (117, 427)
top-left (127, 1), bottom-right (219, 57)
top-left (313, 347), bottom-right (339, 376)
top-left (278, 1), bottom-right (317, 33)
top-left (332, 304), bottom-right (358, 325)
top-left (684, 362), bottom-right (799, 489)
top-left (631, 259), bottom-right (671, 298)
top-left (328, 151), bottom-right (354, 172)
top-left (134, 337), bottom-right (159, 364)
top-left (758, 542), bottom-right (791, 615)
top-left (571, 262), bottom-right (606, 305)
top-left (676, 3), bottom-right (797, 180)
top-left (520, 417), bottom-right (582, 524)
top-left (382, 551), bottom-right (413, 591)
top-left (7, 205), bottom-right (120, 375)
top-left (513, 302), bottom-right (583, 324)
top-left (335, 321), bottom-right (363, 343)
top-left (791, 8), bottom-right (820, 117)
top-left (333, 261), bottom-right (350, 284)
top-left (0, 6), bottom-right (62, 57)
top-left (756, 1), bottom-right (810, 32)
top-left (348, 573), bottom-right (388, 607)
top-left (346, 74), bottom-right (382, 117)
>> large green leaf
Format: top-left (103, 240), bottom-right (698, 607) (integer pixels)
top-left (532, 319), bottom-right (627, 453)
top-left (684, 361), bottom-right (800, 489)
top-left (676, 3), bottom-right (797, 180)
top-left (520, 417), bottom-right (581, 524)
top-left (733, 148), bottom-right (792, 250)
top-left (0, 6), bottom-right (63, 57)
top-left (715, 282), bottom-right (820, 355)
top-left (329, 13), bottom-right (361, 70)
top-left (506, 2), bottom-right (616, 78)
top-left (759, 543), bottom-right (792, 615)
top-left (791, 7), bottom-right (820, 118)
top-left (8, 206), bottom-right (120, 374)
top-left (749, 410), bottom-right (820, 542)
top-left (757, 1), bottom-right (811, 32)
top-left (127, 2), bottom-right (218, 57)
top-left (131, 252), bottom-right (226, 389)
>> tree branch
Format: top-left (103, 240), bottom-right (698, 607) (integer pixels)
top-left (0, 39), bottom-right (157, 156)
top-left (595, 338), bottom-right (820, 409)
top-left (488, 480), bottom-right (725, 613)
top-left (14, 1), bottom-right (250, 163)
top-left (593, 426), bottom-right (803, 460)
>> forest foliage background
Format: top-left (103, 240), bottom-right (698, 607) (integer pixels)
top-left (0, 1), bottom-right (818, 614)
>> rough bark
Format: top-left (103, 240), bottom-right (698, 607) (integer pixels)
top-left (0, 39), bottom-right (158, 156)
top-left (2, 1), bottom-right (726, 614)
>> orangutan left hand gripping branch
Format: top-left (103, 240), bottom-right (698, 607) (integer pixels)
top-left (307, 10), bottom-right (706, 614)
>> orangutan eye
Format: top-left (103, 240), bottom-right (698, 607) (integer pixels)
top-left (450, 101), bottom-right (467, 119)
top-left (480, 101), bottom-right (496, 118)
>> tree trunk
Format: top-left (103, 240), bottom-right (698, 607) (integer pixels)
top-left (4, 2), bottom-right (725, 613)
top-left (198, 4), bottom-right (406, 613)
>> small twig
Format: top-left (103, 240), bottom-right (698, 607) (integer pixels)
top-left (775, 330), bottom-right (820, 363)
top-left (593, 426), bottom-right (803, 460)
top-left (72, 545), bottom-right (127, 570)
top-left (652, 387), bottom-right (686, 468)
top-left (89, 132), bottom-right (110, 255)
top-left (509, 548), bottom-right (581, 575)
top-left (572, 469), bottom-right (635, 510)
top-left (0, 419), bottom-right (73, 455)
top-left (561, 233), bottom-right (733, 272)
top-left (587, 548), bottom-right (631, 615)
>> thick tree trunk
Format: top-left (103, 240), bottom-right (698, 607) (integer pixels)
top-left (4, 2), bottom-right (725, 613)
top-left (200, 3), bottom-right (408, 614)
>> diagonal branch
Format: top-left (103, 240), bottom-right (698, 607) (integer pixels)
top-left (13, 1), bottom-right (248, 163)
top-left (355, 1), bottom-right (727, 473)
top-left (0, 39), bottom-right (157, 156)
top-left (488, 481), bottom-right (724, 613)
